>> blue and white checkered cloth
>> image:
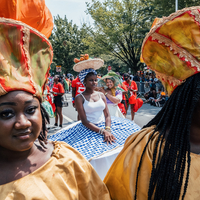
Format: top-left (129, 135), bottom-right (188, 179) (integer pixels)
top-left (49, 116), bottom-right (140, 160)
top-left (79, 68), bottom-right (97, 84)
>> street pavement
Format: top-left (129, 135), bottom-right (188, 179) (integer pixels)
top-left (48, 93), bottom-right (162, 137)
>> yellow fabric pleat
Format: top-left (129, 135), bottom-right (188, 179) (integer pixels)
top-left (104, 126), bottom-right (200, 200)
top-left (0, 141), bottom-right (111, 200)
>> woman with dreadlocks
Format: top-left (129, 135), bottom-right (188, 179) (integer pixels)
top-left (104, 6), bottom-right (200, 199)
top-left (0, 1), bottom-right (110, 199)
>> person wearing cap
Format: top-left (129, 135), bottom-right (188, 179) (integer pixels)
top-left (104, 6), bottom-right (200, 200)
top-left (98, 71), bottom-right (125, 118)
top-left (49, 58), bottom-right (140, 179)
top-left (0, 2), bottom-right (111, 199)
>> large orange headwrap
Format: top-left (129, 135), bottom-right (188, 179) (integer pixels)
top-left (0, 0), bottom-right (53, 100)
top-left (0, 0), bottom-right (53, 38)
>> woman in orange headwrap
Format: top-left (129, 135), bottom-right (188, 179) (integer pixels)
top-left (0, 2), bottom-right (110, 199)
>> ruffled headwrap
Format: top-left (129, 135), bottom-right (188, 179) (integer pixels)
top-left (79, 68), bottom-right (97, 84)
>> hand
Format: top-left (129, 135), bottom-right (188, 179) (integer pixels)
top-left (98, 87), bottom-right (105, 93)
top-left (73, 103), bottom-right (75, 108)
top-left (103, 130), bottom-right (117, 145)
top-left (122, 91), bottom-right (128, 95)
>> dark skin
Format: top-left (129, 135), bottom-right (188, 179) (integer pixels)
top-left (190, 99), bottom-right (200, 154)
top-left (163, 99), bottom-right (200, 155)
top-left (0, 91), bottom-right (53, 185)
top-left (75, 75), bottom-right (116, 145)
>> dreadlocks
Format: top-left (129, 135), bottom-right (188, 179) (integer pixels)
top-left (38, 103), bottom-right (50, 148)
top-left (135, 73), bottom-right (200, 200)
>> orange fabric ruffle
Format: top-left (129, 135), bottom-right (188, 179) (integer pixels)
top-left (0, 0), bottom-right (53, 38)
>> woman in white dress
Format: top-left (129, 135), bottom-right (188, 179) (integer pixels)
top-left (98, 71), bottom-right (125, 118)
top-left (50, 59), bottom-right (140, 179)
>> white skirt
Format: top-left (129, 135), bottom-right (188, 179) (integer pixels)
top-left (107, 104), bottom-right (125, 118)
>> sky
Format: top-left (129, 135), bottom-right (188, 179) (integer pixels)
top-left (46, 0), bottom-right (95, 27)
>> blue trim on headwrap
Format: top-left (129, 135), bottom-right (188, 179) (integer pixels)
top-left (79, 68), bottom-right (97, 84)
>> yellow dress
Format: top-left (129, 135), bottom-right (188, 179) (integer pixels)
top-left (104, 126), bottom-right (200, 200)
top-left (0, 141), bottom-right (111, 200)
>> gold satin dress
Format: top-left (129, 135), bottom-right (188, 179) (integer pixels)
top-left (104, 126), bottom-right (200, 200)
top-left (0, 141), bottom-right (110, 200)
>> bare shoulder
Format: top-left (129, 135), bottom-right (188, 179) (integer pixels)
top-left (75, 94), bottom-right (84, 101)
top-left (98, 91), bottom-right (106, 99)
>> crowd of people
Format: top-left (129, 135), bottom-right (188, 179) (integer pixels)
top-left (1, 2), bottom-right (200, 200)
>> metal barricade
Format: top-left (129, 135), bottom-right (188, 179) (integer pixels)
top-left (135, 81), bottom-right (148, 97)
top-left (135, 81), bottom-right (165, 97)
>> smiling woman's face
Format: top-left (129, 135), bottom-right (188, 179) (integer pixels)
top-left (106, 79), bottom-right (114, 89)
top-left (0, 91), bottom-right (42, 152)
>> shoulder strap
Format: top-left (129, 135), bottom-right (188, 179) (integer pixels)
top-left (80, 93), bottom-right (86, 101)
top-left (98, 92), bottom-right (102, 99)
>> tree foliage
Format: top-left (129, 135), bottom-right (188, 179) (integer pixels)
top-left (96, 54), bottom-right (128, 75)
top-left (49, 0), bottom-right (199, 76)
top-left (49, 16), bottom-right (89, 74)
top-left (86, 0), bottom-right (151, 74)
top-left (151, 0), bottom-right (199, 17)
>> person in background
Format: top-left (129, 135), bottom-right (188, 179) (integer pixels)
top-left (150, 88), bottom-right (166, 107)
top-left (51, 75), bottom-right (65, 129)
top-left (144, 87), bottom-right (157, 103)
top-left (71, 74), bottom-right (85, 120)
top-left (133, 72), bottom-right (140, 81)
top-left (149, 74), bottom-right (156, 90)
top-left (98, 71), bottom-right (125, 118)
top-left (129, 74), bottom-right (134, 81)
top-left (122, 73), bottom-right (138, 120)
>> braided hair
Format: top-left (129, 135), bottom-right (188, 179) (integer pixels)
top-left (38, 104), bottom-right (50, 148)
top-left (134, 73), bottom-right (200, 200)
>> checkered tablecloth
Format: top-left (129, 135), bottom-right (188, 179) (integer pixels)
top-left (49, 116), bottom-right (140, 160)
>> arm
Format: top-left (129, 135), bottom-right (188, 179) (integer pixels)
top-left (75, 94), bottom-right (116, 144)
top-left (101, 93), bottom-right (116, 145)
top-left (129, 81), bottom-right (138, 93)
top-left (57, 83), bottom-right (65, 96)
top-left (100, 93), bottom-right (111, 128)
top-left (106, 90), bottom-right (122, 104)
top-left (106, 93), bottom-right (121, 104)
top-left (72, 87), bottom-right (76, 107)
top-left (98, 88), bottom-right (121, 104)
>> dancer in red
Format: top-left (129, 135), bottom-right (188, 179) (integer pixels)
top-left (52, 75), bottom-right (65, 128)
top-left (122, 73), bottom-right (138, 120)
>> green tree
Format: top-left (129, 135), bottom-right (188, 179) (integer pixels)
top-left (86, 0), bottom-right (151, 74)
top-left (49, 16), bottom-right (89, 74)
top-left (141, 0), bottom-right (199, 18)
top-left (96, 54), bottom-right (128, 75)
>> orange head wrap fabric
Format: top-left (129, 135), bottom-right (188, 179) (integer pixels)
top-left (141, 6), bottom-right (200, 96)
top-left (0, 0), bottom-right (53, 100)
top-left (0, 0), bottom-right (53, 38)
